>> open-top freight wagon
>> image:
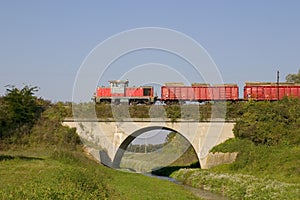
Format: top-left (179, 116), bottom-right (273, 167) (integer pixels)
top-left (161, 83), bottom-right (239, 103)
top-left (244, 82), bottom-right (300, 100)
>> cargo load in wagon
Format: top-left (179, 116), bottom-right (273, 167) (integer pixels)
top-left (191, 83), bottom-right (210, 87)
top-left (164, 82), bottom-right (185, 86)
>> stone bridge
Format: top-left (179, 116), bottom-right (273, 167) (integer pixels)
top-left (63, 118), bottom-right (235, 169)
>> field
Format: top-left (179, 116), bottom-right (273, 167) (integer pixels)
top-left (0, 147), bottom-right (199, 200)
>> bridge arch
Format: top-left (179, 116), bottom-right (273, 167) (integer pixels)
top-left (112, 126), bottom-right (199, 170)
top-left (62, 120), bottom-right (235, 169)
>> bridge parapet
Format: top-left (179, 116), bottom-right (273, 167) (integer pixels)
top-left (63, 117), bottom-right (234, 122)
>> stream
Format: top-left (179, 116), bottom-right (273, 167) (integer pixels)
top-left (145, 174), bottom-right (229, 200)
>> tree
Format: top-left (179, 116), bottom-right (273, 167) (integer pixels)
top-left (286, 69), bottom-right (300, 83)
top-left (0, 85), bottom-right (43, 139)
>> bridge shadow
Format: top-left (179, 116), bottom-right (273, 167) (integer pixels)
top-left (0, 155), bottom-right (44, 161)
top-left (151, 161), bottom-right (200, 177)
top-left (99, 150), bottom-right (112, 167)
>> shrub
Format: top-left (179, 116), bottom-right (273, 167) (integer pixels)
top-left (233, 98), bottom-right (300, 146)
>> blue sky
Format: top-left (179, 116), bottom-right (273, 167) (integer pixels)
top-left (1, 1), bottom-right (300, 101)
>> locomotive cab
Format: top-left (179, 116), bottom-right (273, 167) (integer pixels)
top-left (109, 80), bottom-right (128, 97)
top-left (109, 80), bottom-right (129, 104)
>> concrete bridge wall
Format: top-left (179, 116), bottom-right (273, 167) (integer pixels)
top-left (63, 119), bottom-right (235, 169)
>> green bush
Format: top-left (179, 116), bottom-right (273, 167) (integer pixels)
top-left (234, 97), bottom-right (300, 146)
top-left (29, 103), bottom-right (81, 148)
top-left (0, 86), bottom-right (47, 141)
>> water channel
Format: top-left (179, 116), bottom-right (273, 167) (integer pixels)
top-left (145, 174), bottom-right (228, 200)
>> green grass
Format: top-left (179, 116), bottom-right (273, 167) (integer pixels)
top-left (120, 148), bottom-right (191, 173)
top-left (0, 147), bottom-right (199, 200)
top-left (169, 139), bottom-right (300, 199)
top-left (171, 169), bottom-right (300, 200)
top-left (210, 138), bottom-right (300, 183)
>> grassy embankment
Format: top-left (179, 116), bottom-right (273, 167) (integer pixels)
top-left (0, 147), bottom-right (199, 199)
top-left (171, 139), bottom-right (300, 199)
top-left (170, 99), bottom-right (300, 199)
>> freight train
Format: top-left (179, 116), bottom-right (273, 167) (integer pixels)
top-left (93, 80), bottom-right (300, 104)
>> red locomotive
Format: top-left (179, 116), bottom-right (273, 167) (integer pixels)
top-left (94, 80), bottom-right (300, 104)
top-left (94, 80), bottom-right (156, 104)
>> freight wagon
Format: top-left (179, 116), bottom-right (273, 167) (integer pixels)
top-left (244, 82), bottom-right (300, 100)
top-left (161, 84), bottom-right (239, 103)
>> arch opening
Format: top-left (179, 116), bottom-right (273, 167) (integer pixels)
top-left (112, 126), bottom-right (200, 173)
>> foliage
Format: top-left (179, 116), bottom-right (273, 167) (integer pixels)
top-left (129, 105), bottom-right (150, 118)
top-left (233, 97), bottom-right (300, 145)
top-left (225, 101), bottom-right (245, 120)
top-left (29, 102), bottom-right (81, 148)
top-left (199, 103), bottom-right (211, 121)
top-left (286, 69), bottom-right (300, 83)
top-left (95, 103), bottom-right (113, 118)
top-left (0, 85), bottom-right (80, 149)
top-left (4, 85), bottom-right (40, 124)
top-left (0, 85), bottom-right (47, 142)
top-left (165, 105), bottom-right (181, 122)
top-left (89, 102), bottom-right (243, 122)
